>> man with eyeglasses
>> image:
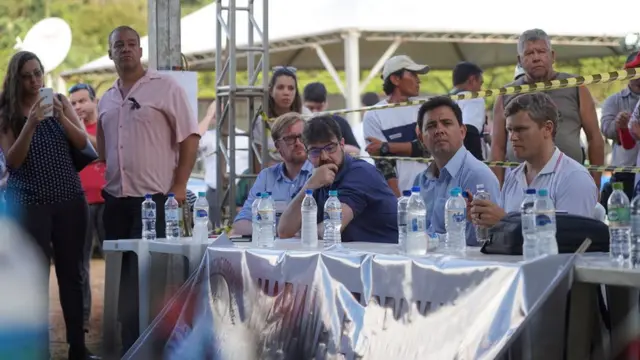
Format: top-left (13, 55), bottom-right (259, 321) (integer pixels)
top-left (232, 112), bottom-right (313, 236)
top-left (69, 83), bottom-right (105, 334)
top-left (278, 116), bottom-right (398, 243)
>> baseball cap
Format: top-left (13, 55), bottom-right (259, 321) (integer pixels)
top-left (381, 55), bottom-right (430, 80)
top-left (625, 52), bottom-right (640, 69)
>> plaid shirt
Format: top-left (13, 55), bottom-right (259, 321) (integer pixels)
top-left (375, 139), bottom-right (430, 180)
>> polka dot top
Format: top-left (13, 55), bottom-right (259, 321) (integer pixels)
top-left (6, 117), bottom-right (83, 205)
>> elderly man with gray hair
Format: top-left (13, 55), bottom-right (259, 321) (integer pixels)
top-left (470, 93), bottom-right (598, 227)
top-left (491, 28), bottom-right (604, 190)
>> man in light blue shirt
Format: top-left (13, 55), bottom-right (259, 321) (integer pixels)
top-left (413, 96), bottom-right (500, 245)
top-left (232, 112), bottom-right (313, 235)
top-left (470, 93), bottom-right (598, 227)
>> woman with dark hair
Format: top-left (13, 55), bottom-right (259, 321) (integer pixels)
top-left (252, 66), bottom-right (311, 169)
top-left (0, 51), bottom-right (97, 359)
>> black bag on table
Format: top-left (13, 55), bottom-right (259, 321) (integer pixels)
top-left (480, 211), bottom-right (610, 255)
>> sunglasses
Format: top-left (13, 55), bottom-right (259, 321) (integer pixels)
top-left (273, 66), bottom-right (297, 74)
top-left (68, 83), bottom-right (96, 99)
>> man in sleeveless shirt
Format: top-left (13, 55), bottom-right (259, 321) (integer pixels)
top-left (97, 26), bottom-right (199, 354)
top-left (491, 29), bottom-right (604, 189)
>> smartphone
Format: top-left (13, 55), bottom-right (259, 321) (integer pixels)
top-left (39, 88), bottom-right (54, 118)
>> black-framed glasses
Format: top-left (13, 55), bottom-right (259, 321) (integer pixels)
top-left (273, 66), bottom-right (297, 74)
top-left (306, 142), bottom-right (339, 159)
top-left (278, 134), bottom-right (302, 146)
top-left (68, 83), bottom-right (96, 100)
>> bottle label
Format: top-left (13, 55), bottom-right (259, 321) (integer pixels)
top-left (257, 210), bottom-right (274, 221)
top-left (609, 207), bottom-right (631, 226)
top-left (410, 216), bottom-right (425, 232)
top-left (324, 209), bottom-right (342, 221)
top-left (535, 214), bottom-right (554, 227)
top-left (142, 209), bottom-right (156, 219)
top-left (195, 209), bottom-right (208, 219)
top-left (166, 209), bottom-right (179, 221)
top-left (452, 211), bottom-right (465, 223)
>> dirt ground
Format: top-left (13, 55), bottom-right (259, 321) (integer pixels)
top-left (50, 259), bottom-right (105, 359)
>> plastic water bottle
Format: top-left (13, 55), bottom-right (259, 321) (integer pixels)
top-left (444, 187), bottom-right (467, 253)
top-left (474, 184), bottom-right (491, 244)
top-left (193, 192), bottom-right (209, 242)
top-left (251, 192), bottom-right (262, 243)
top-left (165, 193), bottom-right (181, 241)
top-left (608, 182), bottom-right (631, 263)
top-left (521, 188), bottom-right (538, 260)
top-left (256, 192), bottom-right (275, 247)
top-left (301, 189), bottom-right (318, 247)
top-left (323, 190), bottom-right (342, 247)
top-left (397, 190), bottom-right (411, 248)
top-left (0, 218), bottom-right (49, 360)
top-left (630, 193), bottom-right (640, 266)
top-left (534, 189), bottom-right (558, 256)
top-left (405, 186), bottom-right (427, 255)
top-left (141, 194), bottom-right (157, 241)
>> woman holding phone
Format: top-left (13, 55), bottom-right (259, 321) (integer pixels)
top-left (0, 51), bottom-right (97, 360)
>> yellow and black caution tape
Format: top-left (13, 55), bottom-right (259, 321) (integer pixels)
top-left (358, 154), bottom-right (640, 174)
top-left (259, 68), bottom-right (639, 124)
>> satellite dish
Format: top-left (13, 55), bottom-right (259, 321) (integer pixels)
top-left (14, 18), bottom-right (72, 73)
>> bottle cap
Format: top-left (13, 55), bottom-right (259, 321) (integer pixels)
top-left (538, 188), bottom-right (548, 197)
top-left (266, 191), bottom-right (273, 196)
top-left (145, 194), bottom-right (152, 199)
top-left (305, 189), bottom-right (313, 195)
top-left (450, 187), bottom-right (461, 196)
top-left (256, 192), bottom-right (262, 197)
top-left (525, 188), bottom-right (536, 195)
top-left (261, 192), bottom-right (269, 198)
top-left (612, 182), bottom-right (624, 191)
top-left (328, 190), bottom-right (338, 196)
top-left (476, 184), bottom-right (485, 191)
top-left (402, 190), bottom-right (411, 197)
top-left (198, 191), bottom-right (206, 197)
top-left (411, 186), bottom-right (420, 192)
top-left (168, 192), bottom-right (175, 197)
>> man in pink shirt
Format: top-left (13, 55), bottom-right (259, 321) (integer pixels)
top-left (96, 26), bottom-right (199, 353)
top-left (69, 83), bottom-right (105, 334)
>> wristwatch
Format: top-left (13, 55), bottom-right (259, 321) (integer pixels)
top-left (380, 142), bottom-right (390, 156)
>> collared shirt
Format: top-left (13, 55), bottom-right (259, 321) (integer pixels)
top-left (313, 155), bottom-right (398, 243)
top-left (600, 86), bottom-right (640, 166)
top-left (235, 160), bottom-right (314, 222)
top-left (98, 70), bottom-right (198, 198)
top-left (500, 148), bottom-right (597, 217)
top-left (363, 99), bottom-right (428, 192)
top-left (414, 146), bottom-right (500, 246)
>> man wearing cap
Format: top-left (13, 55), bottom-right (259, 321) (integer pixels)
top-left (69, 83), bottom-right (105, 334)
top-left (363, 55), bottom-right (430, 196)
top-left (600, 51), bottom-right (640, 201)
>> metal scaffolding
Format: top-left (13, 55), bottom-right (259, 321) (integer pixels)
top-left (215, 0), bottom-right (269, 224)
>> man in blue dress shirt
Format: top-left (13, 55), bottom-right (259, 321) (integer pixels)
top-left (279, 115), bottom-right (398, 243)
top-left (232, 112), bottom-right (314, 235)
top-left (413, 96), bottom-right (500, 245)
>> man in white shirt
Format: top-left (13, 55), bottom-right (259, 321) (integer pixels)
top-left (363, 55), bottom-right (430, 196)
top-left (198, 100), bottom-right (249, 226)
top-left (450, 62), bottom-right (487, 161)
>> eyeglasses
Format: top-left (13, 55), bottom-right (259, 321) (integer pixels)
top-left (20, 70), bottom-right (43, 81)
top-left (278, 134), bottom-right (302, 146)
top-left (68, 83), bottom-right (96, 99)
top-left (273, 66), bottom-right (297, 74)
top-left (306, 142), bottom-right (339, 159)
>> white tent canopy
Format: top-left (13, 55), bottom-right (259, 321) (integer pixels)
top-left (61, 0), bottom-right (635, 78)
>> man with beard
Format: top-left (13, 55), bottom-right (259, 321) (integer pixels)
top-left (97, 25), bottom-right (199, 353)
top-left (231, 112), bottom-right (313, 235)
top-left (278, 115), bottom-right (398, 243)
top-left (413, 96), bottom-right (499, 245)
top-left (491, 28), bottom-right (604, 188)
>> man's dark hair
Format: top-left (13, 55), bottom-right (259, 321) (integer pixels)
top-left (416, 96), bottom-right (463, 130)
top-left (303, 82), bottom-right (327, 103)
top-left (382, 69), bottom-right (404, 95)
top-left (452, 62), bottom-right (483, 87)
top-left (361, 92), bottom-right (379, 107)
top-left (108, 26), bottom-right (141, 47)
top-left (69, 83), bottom-right (96, 100)
top-left (302, 115), bottom-right (343, 145)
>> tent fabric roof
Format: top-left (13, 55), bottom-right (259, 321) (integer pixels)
top-left (61, 0), bottom-right (636, 77)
